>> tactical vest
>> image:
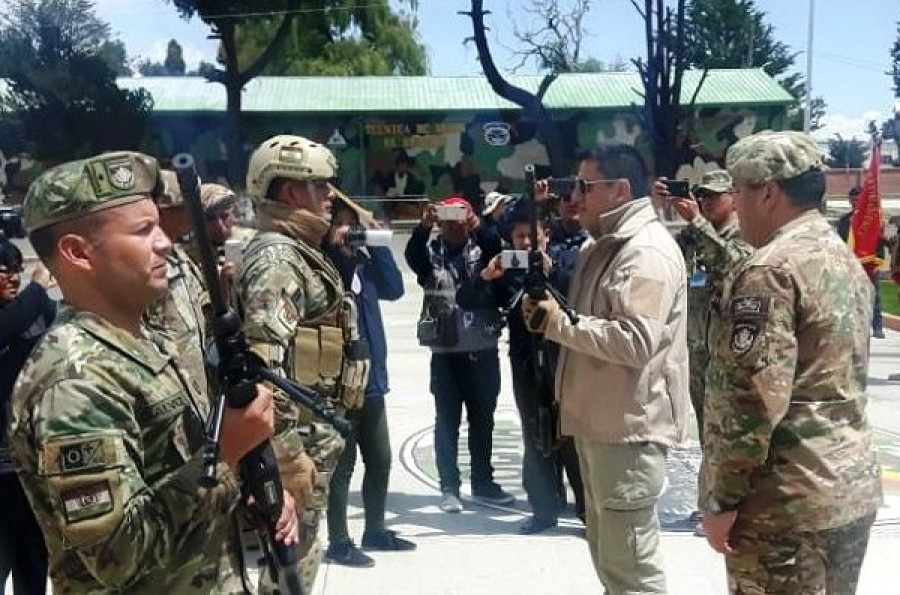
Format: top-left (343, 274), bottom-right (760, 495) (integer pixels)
top-left (240, 231), bottom-right (369, 410)
top-left (417, 237), bottom-right (501, 353)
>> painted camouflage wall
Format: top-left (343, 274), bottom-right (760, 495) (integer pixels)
top-left (5, 104), bottom-right (785, 216)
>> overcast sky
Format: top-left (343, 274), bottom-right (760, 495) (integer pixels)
top-left (97, 0), bottom-right (900, 140)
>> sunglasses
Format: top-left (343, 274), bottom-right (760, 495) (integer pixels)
top-left (575, 178), bottom-right (619, 195)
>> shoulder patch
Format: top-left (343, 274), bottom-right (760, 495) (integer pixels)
top-left (60, 440), bottom-right (107, 473)
top-left (62, 480), bottom-right (113, 523)
top-left (729, 296), bottom-right (770, 318)
top-left (730, 321), bottom-right (760, 356)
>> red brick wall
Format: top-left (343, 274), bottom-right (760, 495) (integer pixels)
top-left (826, 167), bottom-right (900, 199)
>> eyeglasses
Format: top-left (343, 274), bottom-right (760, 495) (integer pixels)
top-left (0, 266), bottom-right (24, 276)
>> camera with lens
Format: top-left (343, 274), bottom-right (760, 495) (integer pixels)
top-left (548, 177), bottom-right (576, 198)
top-left (346, 226), bottom-right (393, 248)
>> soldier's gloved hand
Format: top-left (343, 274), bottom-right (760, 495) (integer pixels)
top-left (522, 294), bottom-right (560, 334)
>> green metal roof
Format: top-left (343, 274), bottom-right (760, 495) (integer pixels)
top-left (116, 69), bottom-right (792, 114)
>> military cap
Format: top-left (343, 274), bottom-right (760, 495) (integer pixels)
top-left (155, 170), bottom-right (184, 209)
top-left (24, 151), bottom-right (161, 232)
top-left (200, 183), bottom-right (237, 214)
top-left (695, 169), bottom-right (732, 194)
top-left (726, 130), bottom-right (825, 186)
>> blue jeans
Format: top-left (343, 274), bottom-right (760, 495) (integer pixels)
top-left (872, 277), bottom-right (883, 333)
top-left (430, 350), bottom-right (500, 493)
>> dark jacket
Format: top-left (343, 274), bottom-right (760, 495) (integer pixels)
top-left (325, 245), bottom-right (404, 399)
top-left (404, 222), bottom-right (502, 354)
top-left (1, 282), bottom-right (56, 472)
top-left (456, 269), bottom-right (531, 362)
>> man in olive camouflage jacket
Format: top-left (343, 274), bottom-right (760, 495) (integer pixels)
top-left (8, 152), bottom-right (276, 593)
top-left (700, 131), bottom-right (883, 594)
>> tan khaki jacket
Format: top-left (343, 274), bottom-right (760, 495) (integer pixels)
top-left (547, 197), bottom-right (690, 446)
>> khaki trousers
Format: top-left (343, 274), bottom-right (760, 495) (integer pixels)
top-left (575, 439), bottom-right (668, 595)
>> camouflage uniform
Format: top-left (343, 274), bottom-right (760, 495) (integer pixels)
top-left (9, 153), bottom-right (240, 593)
top-left (701, 131), bottom-right (883, 593)
top-left (142, 171), bottom-right (252, 594)
top-left (676, 170), bottom-right (753, 440)
top-left (237, 136), bottom-right (355, 592)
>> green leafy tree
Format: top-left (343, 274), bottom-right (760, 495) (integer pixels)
top-left (825, 134), bottom-right (867, 169)
top-left (686, 0), bottom-right (825, 130)
top-left (171, 1), bottom-right (426, 183)
top-left (170, 1), bottom-right (303, 183)
top-left (891, 20), bottom-right (900, 96)
top-left (0, 0), bottom-right (151, 161)
top-left (237, 0), bottom-right (427, 76)
top-left (138, 39), bottom-right (188, 76)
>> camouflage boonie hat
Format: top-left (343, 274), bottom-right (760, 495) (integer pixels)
top-left (24, 151), bottom-right (161, 232)
top-left (155, 170), bottom-right (184, 209)
top-left (695, 169), bottom-right (732, 194)
top-left (726, 130), bottom-right (825, 186)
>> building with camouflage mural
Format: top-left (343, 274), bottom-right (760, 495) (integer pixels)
top-left (9, 69), bottom-right (793, 220)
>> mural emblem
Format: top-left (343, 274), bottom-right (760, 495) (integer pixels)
top-left (483, 122), bottom-right (511, 147)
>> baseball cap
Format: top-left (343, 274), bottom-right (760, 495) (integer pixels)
top-left (482, 191), bottom-right (512, 216)
top-left (24, 151), bottom-right (161, 232)
top-left (695, 170), bottom-right (732, 194)
top-left (726, 130), bottom-right (825, 186)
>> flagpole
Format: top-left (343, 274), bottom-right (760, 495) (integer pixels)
top-left (804, 0), bottom-right (815, 133)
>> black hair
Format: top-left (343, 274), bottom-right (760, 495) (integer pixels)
top-left (776, 170), bottom-right (827, 209)
top-left (0, 236), bottom-right (24, 270)
top-left (266, 177), bottom-right (289, 201)
top-left (576, 144), bottom-right (650, 199)
top-left (28, 214), bottom-right (107, 263)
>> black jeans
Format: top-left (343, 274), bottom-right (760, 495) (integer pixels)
top-left (510, 357), bottom-right (585, 520)
top-left (430, 350), bottom-right (501, 493)
top-left (326, 396), bottom-right (393, 544)
top-left (0, 473), bottom-right (47, 594)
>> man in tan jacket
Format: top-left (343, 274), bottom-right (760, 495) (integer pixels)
top-left (523, 144), bottom-right (690, 594)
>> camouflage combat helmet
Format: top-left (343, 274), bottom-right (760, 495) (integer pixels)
top-left (246, 135), bottom-right (338, 200)
top-left (24, 151), bottom-right (161, 232)
top-left (200, 183), bottom-right (236, 214)
top-left (726, 130), bottom-right (825, 186)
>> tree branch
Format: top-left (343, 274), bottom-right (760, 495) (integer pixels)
top-left (239, 11), bottom-right (297, 86)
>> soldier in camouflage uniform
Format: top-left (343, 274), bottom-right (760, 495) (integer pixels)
top-left (7, 152), bottom-right (277, 593)
top-left (700, 131), bottom-right (883, 594)
top-left (656, 170), bottom-right (754, 442)
top-left (236, 135), bottom-right (362, 592)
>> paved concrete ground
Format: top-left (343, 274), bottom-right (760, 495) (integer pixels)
top-left (308, 235), bottom-right (900, 595)
top-left (5, 235), bottom-right (899, 594)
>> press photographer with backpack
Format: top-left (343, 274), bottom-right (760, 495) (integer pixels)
top-left (404, 196), bottom-right (513, 513)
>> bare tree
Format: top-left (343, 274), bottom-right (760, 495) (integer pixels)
top-left (463, 0), bottom-right (579, 175)
top-left (630, 0), bottom-right (706, 178)
top-left (509, 0), bottom-right (591, 73)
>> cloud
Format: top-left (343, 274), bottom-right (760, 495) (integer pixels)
top-left (813, 110), bottom-right (884, 141)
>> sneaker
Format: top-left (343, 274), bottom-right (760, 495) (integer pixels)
top-left (471, 482), bottom-right (515, 506)
top-left (361, 529), bottom-right (417, 551)
top-left (324, 540), bottom-right (375, 568)
top-left (518, 515), bottom-right (558, 535)
top-left (439, 490), bottom-right (463, 513)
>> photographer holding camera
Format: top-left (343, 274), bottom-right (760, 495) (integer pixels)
top-left (404, 196), bottom-right (513, 513)
top-left (321, 198), bottom-right (414, 567)
top-left (653, 171), bottom-right (753, 460)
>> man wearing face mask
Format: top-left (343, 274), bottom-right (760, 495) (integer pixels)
top-left (521, 144), bottom-right (689, 594)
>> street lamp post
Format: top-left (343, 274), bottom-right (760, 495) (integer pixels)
top-left (804, 0), bottom-right (816, 133)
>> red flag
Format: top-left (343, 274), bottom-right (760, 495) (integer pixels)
top-left (849, 141), bottom-right (883, 277)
